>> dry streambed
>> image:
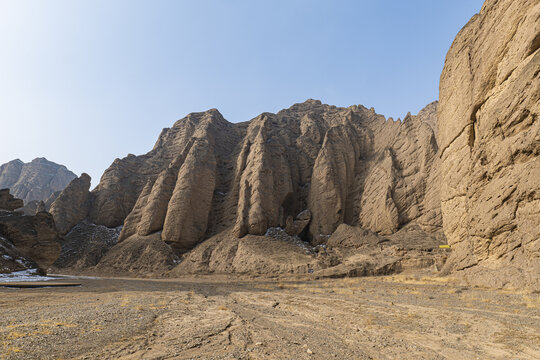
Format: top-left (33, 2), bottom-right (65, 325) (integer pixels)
top-left (0, 276), bottom-right (539, 359)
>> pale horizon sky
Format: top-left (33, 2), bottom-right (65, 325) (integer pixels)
top-left (0, 0), bottom-right (484, 186)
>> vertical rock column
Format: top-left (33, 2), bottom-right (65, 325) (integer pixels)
top-left (162, 138), bottom-right (217, 253)
top-left (233, 116), bottom-right (294, 237)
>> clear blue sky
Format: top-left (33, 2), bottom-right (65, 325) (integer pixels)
top-left (0, 0), bottom-right (484, 186)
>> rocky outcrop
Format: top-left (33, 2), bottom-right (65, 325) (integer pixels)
top-left (316, 223), bottom-right (447, 279)
top-left (0, 189), bottom-right (24, 211)
top-left (438, 0), bottom-right (539, 289)
top-left (115, 110), bottom-right (239, 254)
top-left (0, 158), bottom-right (76, 204)
top-left (172, 230), bottom-right (319, 276)
top-left (21, 191), bottom-right (62, 216)
top-left (89, 110), bottom-right (239, 230)
top-left (59, 100), bottom-right (441, 259)
top-left (172, 224), bottom-right (447, 278)
top-left (0, 190), bottom-right (60, 271)
top-left (0, 209), bottom-right (61, 271)
top-left (38, 0), bottom-right (539, 287)
top-left (0, 235), bottom-right (39, 274)
top-left (285, 210), bottom-right (311, 236)
top-left (49, 173), bottom-right (92, 235)
top-left (307, 102), bottom-right (441, 242)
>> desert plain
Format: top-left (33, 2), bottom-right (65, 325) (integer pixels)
top-left (1, 274), bottom-right (539, 360)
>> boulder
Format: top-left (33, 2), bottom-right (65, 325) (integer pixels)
top-left (285, 210), bottom-right (311, 236)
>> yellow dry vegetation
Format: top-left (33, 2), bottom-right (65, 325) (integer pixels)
top-left (5, 331), bottom-right (27, 340)
top-left (522, 295), bottom-right (540, 309)
top-left (380, 274), bottom-right (456, 285)
top-left (40, 321), bottom-right (77, 328)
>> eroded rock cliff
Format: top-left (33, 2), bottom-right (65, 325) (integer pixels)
top-left (438, 0), bottom-right (539, 289)
top-left (55, 100), bottom-right (442, 259)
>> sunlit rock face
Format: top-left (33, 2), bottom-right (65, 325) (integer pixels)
top-left (438, 0), bottom-right (540, 289)
top-left (53, 99), bottom-right (441, 254)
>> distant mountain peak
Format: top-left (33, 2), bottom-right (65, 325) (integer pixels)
top-left (0, 158), bottom-right (76, 204)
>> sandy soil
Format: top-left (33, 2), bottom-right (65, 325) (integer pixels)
top-left (1, 275), bottom-right (539, 359)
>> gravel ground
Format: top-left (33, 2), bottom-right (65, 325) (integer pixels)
top-left (1, 275), bottom-right (539, 359)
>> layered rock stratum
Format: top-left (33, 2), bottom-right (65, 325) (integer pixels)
top-left (0, 158), bottom-right (76, 204)
top-left (438, 0), bottom-right (539, 289)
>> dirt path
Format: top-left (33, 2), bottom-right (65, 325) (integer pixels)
top-left (1, 275), bottom-right (539, 359)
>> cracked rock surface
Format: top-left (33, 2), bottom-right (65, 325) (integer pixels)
top-left (438, 0), bottom-right (540, 290)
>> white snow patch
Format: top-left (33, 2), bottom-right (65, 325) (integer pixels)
top-left (0, 269), bottom-right (57, 282)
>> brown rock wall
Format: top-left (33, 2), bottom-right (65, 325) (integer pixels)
top-left (438, 0), bottom-right (539, 289)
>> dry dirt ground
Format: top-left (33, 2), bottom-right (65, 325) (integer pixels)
top-left (1, 275), bottom-right (539, 360)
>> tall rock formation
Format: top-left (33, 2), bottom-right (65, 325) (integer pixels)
top-left (438, 0), bottom-right (539, 289)
top-left (0, 158), bottom-right (76, 204)
top-left (0, 189), bottom-right (61, 271)
top-left (55, 100), bottom-right (442, 255)
top-left (49, 173), bottom-right (92, 235)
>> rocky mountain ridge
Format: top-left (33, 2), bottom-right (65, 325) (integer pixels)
top-left (0, 158), bottom-right (76, 205)
top-left (53, 100), bottom-right (442, 253)
top-left (45, 100), bottom-right (448, 280)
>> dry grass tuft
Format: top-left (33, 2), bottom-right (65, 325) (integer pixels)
top-left (523, 295), bottom-right (539, 309)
